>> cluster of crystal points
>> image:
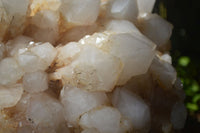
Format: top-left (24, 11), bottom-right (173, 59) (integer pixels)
top-left (0, 0), bottom-right (187, 133)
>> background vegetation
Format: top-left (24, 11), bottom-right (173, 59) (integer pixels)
top-left (154, 0), bottom-right (200, 132)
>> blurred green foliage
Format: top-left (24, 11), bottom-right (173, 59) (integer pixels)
top-left (176, 56), bottom-right (200, 112)
top-left (155, 0), bottom-right (200, 131)
top-left (155, 0), bottom-right (200, 115)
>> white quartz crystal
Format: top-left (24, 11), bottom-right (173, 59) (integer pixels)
top-left (108, 33), bottom-right (155, 85)
top-left (28, 25), bottom-right (59, 44)
top-left (160, 53), bottom-right (172, 64)
top-left (30, 42), bottom-right (57, 67)
top-left (60, 0), bottom-right (100, 25)
top-left (139, 13), bottom-right (173, 47)
top-left (79, 106), bottom-right (127, 133)
top-left (29, 9), bottom-right (59, 44)
top-left (1, 0), bottom-right (29, 16)
top-left (56, 42), bottom-right (81, 66)
top-left (26, 93), bottom-right (65, 129)
top-left (137, 0), bottom-right (156, 14)
top-left (0, 0), bottom-right (187, 132)
top-left (112, 88), bottom-right (151, 131)
top-left (1, 0), bottom-right (29, 36)
top-left (16, 51), bottom-right (47, 72)
top-left (29, 0), bottom-right (61, 16)
top-left (106, 19), bottom-right (141, 34)
top-left (109, 0), bottom-right (138, 22)
top-left (150, 54), bottom-right (177, 90)
top-left (81, 32), bottom-right (155, 85)
top-left (60, 85), bottom-right (108, 126)
top-left (59, 24), bottom-right (98, 44)
top-left (23, 71), bottom-right (48, 93)
top-left (0, 57), bottom-right (24, 85)
top-left (6, 35), bottom-right (33, 56)
top-left (30, 10), bottom-right (59, 29)
top-left (0, 84), bottom-right (23, 108)
top-left (56, 44), bottom-right (122, 91)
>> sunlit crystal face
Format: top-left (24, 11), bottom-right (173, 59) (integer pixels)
top-left (0, 0), bottom-right (186, 133)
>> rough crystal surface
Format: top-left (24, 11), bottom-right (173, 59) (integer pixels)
top-left (112, 88), bottom-right (151, 131)
top-left (0, 84), bottom-right (23, 108)
top-left (60, 85), bottom-right (108, 126)
top-left (109, 0), bottom-right (138, 22)
top-left (0, 0), bottom-right (186, 132)
top-left (23, 71), bottom-right (48, 93)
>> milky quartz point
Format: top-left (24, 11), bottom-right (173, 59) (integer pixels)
top-left (1, 0), bottom-right (29, 37)
top-left (56, 42), bottom-right (81, 66)
top-left (112, 88), bottom-right (151, 131)
top-left (26, 93), bottom-right (65, 129)
top-left (56, 44), bottom-right (122, 91)
top-left (29, 0), bottom-right (61, 16)
top-left (79, 106), bottom-right (130, 133)
top-left (150, 54), bottom-right (177, 90)
top-left (29, 10), bottom-right (60, 44)
top-left (31, 10), bottom-right (59, 29)
top-left (108, 33), bottom-right (156, 85)
top-left (109, 0), bottom-right (138, 22)
top-left (105, 19), bottom-right (157, 44)
top-left (0, 84), bottom-right (23, 108)
top-left (160, 53), bottom-right (172, 64)
top-left (30, 42), bottom-right (57, 67)
top-left (59, 24), bottom-right (98, 44)
top-left (6, 35), bottom-right (33, 56)
top-left (28, 0), bottom-right (61, 44)
top-left (60, 85), bottom-right (108, 126)
top-left (23, 71), bottom-right (48, 93)
top-left (137, 0), bottom-right (156, 14)
top-left (0, 57), bottom-right (24, 85)
top-left (28, 25), bottom-right (60, 44)
top-left (13, 41), bottom-right (57, 72)
top-left (139, 13), bottom-right (173, 47)
top-left (60, 0), bottom-right (100, 25)
top-left (16, 51), bottom-right (47, 73)
top-left (80, 32), bottom-right (156, 85)
top-left (106, 19), bottom-right (142, 34)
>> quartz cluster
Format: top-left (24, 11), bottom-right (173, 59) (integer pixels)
top-left (0, 0), bottom-right (187, 133)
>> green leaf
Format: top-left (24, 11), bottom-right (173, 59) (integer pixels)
top-left (178, 56), bottom-right (190, 67)
top-left (190, 81), bottom-right (199, 92)
top-left (186, 103), bottom-right (199, 111)
top-left (193, 94), bottom-right (200, 103)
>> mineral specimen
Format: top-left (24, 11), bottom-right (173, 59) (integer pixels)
top-left (0, 0), bottom-right (186, 133)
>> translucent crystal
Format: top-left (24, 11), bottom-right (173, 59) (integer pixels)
top-left (0, 57), bottom-right (24, 85)
top-left (0, 84), bottom-right (23, 108)
top-left (60, 0), bottom-right (100, 25)
top-left (0, 0), bottom-right (187, 132)
top-left (23, 71), bottom-right (48, 93)
top-left (60, 85), bottom-right (108, 126)
top-left (79, 106), bottom-right (126, 133)
top-left (139, 13), bottom-right (173, 48)
top-left (112, 88), bottom-right (151, 131)
top-left (109, 0), bottom-right (138, 22)
top-left (56, 44), bottom-right (122, 91)
top-left (137, 0), bottom-right (156, 14)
